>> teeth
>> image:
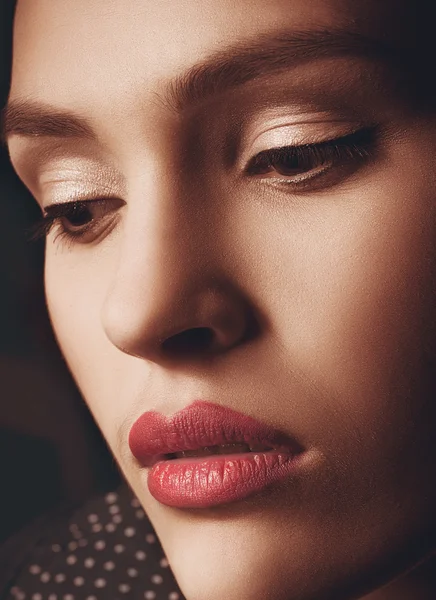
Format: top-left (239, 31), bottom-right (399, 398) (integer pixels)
top-left (171, 443), bottom-right (276, 459)
top-left (177, 447), bottom-right (220, 458)
top-left (216, 443), bottom-right (251, 454)
top-left (248, 443), bottom-right (275, 452)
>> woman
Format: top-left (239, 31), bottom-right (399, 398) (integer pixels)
top-left (2, 0), bottom-right (436, 598)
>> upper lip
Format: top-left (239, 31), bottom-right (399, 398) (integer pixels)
top-left (128, 399), bottom-right (302, 467)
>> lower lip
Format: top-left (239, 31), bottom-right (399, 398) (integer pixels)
top-left (146, 450), bottom-right (303, 508)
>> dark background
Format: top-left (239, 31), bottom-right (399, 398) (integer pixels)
top-left (0, 0), bottom-right (121, 544)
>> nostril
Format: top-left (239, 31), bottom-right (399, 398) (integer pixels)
top-left (162, 327), bottom-right (215, 356)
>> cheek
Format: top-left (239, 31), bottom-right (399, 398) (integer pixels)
top-left (44, 250), bottom-right (127, 433)
top-left (230, 171), bottom-right (436, 442)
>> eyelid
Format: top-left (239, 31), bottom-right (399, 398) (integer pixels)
top-left (40, 178), bottom-right (123, 208)
top-left (43, 196), bottom-right (116, 215)
top-left (240, 120), bottom-right (366, 166)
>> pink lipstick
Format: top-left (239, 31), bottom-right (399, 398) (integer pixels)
top-left (128, 400), bottom-right (305, 508)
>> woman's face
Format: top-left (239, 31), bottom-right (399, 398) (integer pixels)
top-left (6, 0), bottom-right (436, 599)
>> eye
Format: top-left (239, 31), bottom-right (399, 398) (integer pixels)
top-left (28, 197), bottom-right (124, 247)
top-left (245, 127), bottom-right (377, 188)
top-left (248, 145), bottom-right (329, 178)
top-left (59, 202), bottom-right (94, 228)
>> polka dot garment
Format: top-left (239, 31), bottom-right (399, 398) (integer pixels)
top-left (1, 483), bottom-right (185, 600)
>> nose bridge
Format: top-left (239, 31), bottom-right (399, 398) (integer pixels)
top-left (103, 172), bottom-right (207, 327)
top-left (101, 172), bottom-right (251, 363)
top-left (127, 174), bottom-right (209, 298)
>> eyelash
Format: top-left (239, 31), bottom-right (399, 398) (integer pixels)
top-left (28, 198), bottom-right (122, 247)
top-left (28, 126), bottom-right (377, 247)
top-left (245, 126), bottom-right (377, 188)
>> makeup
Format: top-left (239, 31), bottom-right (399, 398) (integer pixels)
top-left (128, 400), bottom-right (305, 508)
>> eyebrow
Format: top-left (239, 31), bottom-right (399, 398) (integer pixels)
top-left (1, 101), bottom-right (95, 143)
top-left (167, 27), bottom-right (396, 111)
top-left (1, 27), bottom-right (397, 144)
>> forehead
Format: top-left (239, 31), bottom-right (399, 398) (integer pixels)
top-left (10, 0), bottom-right (410, 99)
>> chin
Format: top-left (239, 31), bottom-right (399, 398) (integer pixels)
top-left (152, 513), bottom-right (436, 600)
top-left (168, 546), bottom-right (295, 600)
top-left (152, 520), bottom-right (371, 600)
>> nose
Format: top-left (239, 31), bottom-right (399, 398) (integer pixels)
top-left (101, 188), bottom-right (256, 365)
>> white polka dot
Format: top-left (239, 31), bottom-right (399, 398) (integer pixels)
top-left (108, 504), bottom-right (120, 514)
top-left (127, 568), bottom-right (138, 577)
top-left (11, 586), bottom-right (25, 599)
top-left (91, 523), bottom-right (102, 532)
top-left (160, 557), bottom-right (169, 568)
top-left (94, 578), bottom-right (107, 588)
top-left (86, 597), bottom-right (97, 600)
top-left (84, 558), bottom-right (95, 568)
top-left (146, 533), bottom-right (156, 543)
top-left (131, 497), bottom-right (140, 508)
top-left (144, 592), bottom-right (156, 599)
top-left (135, 550), bottom-right (147, 560)
top-left (168, 593), bottom-right (180, 600)
top-left (74, 576), bottom-right (85, 586)
top-left (66, 554), bottom-right (77, 565)
top-left (52, 544), bottom-right (62, 552)
top-left (112, 514), bottom-right (123, 524)
top-left (72, 530), bottom-right (83, 540)
top-left (40, 571), bottom-right (51, 583)
top-left (105, 523), bottom-right (116, 532)
top-left (114, 543), bottom-right (125, 553)
top-left (48, 595), bottom-right (58, 600)
top-left (87, 513), bottom-right (99, 523)
top-left (135, 509), bottom-right (145, 519)
top-left (151, 574), bottom-right (163, 584)
top-left (55, 573), bottom-right (66, 583)
top-left (68, 541), bottom-right (78, 551)
top-left (103, 561), bottom-right (115, 571)
top-left (124, 527), bottom-right (136, 537)
top-left (78, 539), bottom-right (88, 547)
top-left (119, 584), bottom-right (131, 593)
top-left (29, 565), bottom-right (41, 575)
top-left (32, 594), bottom-right (42, 600)
top-left (64, 595), bottom-right (75, 600)
top-left (105, 492), bottom-right (118, 504)
top-left (94, 540), bottom-right (105, 550)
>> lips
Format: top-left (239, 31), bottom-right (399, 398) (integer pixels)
top-left (128, 400), bottom-right (306, 508)
top-left (128, 399), bottom-right (302, 468)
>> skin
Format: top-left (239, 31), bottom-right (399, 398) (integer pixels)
top-left (5, 0), bottom-right (436, 598)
